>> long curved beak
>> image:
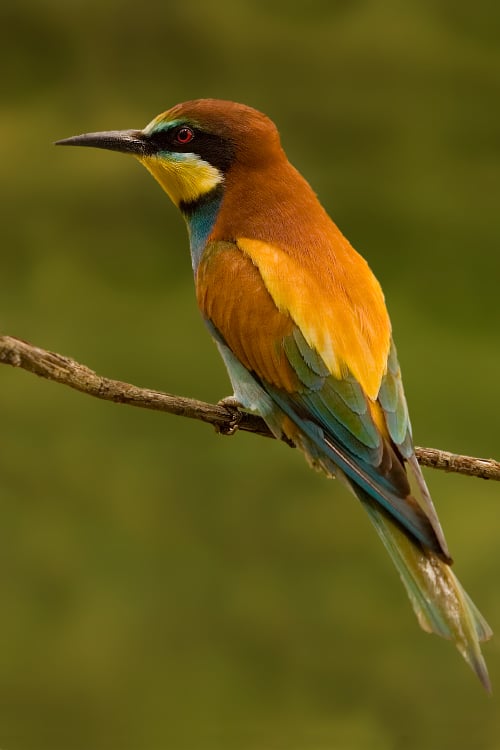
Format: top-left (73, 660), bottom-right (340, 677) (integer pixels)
top-left (55, 129), bottom-right (148, 156)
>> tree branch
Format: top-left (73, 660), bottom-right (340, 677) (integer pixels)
top-left (1, 335), bottom-right (499, 481)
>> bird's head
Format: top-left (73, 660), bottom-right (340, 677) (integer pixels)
top-left (56, 99), bottom-right (283, 210)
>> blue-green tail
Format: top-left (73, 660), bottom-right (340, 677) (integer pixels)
top-left (360, 492), bottom-right (492, 691)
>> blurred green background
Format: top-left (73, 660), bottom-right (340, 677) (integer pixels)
top-left (1, 0), bottom-right (500, 748)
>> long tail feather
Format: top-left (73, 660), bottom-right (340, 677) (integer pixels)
top-left (359, 492), bottom-right (492, 691)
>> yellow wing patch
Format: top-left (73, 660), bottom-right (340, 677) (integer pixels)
top-left (237, 237), bottom-right (391, 400)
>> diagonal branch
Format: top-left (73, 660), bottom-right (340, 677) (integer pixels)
top-left (1, 334), bottom-right (499, 481)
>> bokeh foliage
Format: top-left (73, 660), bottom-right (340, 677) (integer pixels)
top-left (1, 0), bottom-right (500, 748)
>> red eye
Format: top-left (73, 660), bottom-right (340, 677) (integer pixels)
top-left (175, 126), bottom-right (194, 145)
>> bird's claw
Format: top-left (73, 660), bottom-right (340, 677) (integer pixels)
top-left (215, 396), bottom-right (244, 436)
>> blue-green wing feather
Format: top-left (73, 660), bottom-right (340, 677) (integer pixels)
top-left (378, 341), bottom-right (413, 457)
top-left (212, 305), bottom-right (444, 555)
top-left (209, 319), bottom-right (491, 688)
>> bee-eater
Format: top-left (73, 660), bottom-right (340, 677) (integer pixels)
top-left (56, 99), bottom-right (492, 689)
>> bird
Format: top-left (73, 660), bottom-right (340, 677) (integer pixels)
top-left (56, 98), bottom-right (492, 689)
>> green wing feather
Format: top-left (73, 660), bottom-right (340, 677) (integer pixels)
top-left (274, 329), bottom-right (492, 689)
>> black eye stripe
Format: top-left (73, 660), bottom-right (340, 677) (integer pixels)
top-left (147, 126), bottom-right (235, 173)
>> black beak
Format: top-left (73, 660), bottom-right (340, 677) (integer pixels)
top-left (55, 129), bottom-right (148, 156)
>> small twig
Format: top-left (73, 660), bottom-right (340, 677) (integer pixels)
top-left (412, 446), bottom-right (500, 481)
top-left (0, 335), bottom-right (276, 439)
top-left (1, 334), bottom-right (499, 481)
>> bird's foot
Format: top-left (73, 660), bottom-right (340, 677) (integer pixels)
top-left (215, 395), bottom-right (244, 436)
